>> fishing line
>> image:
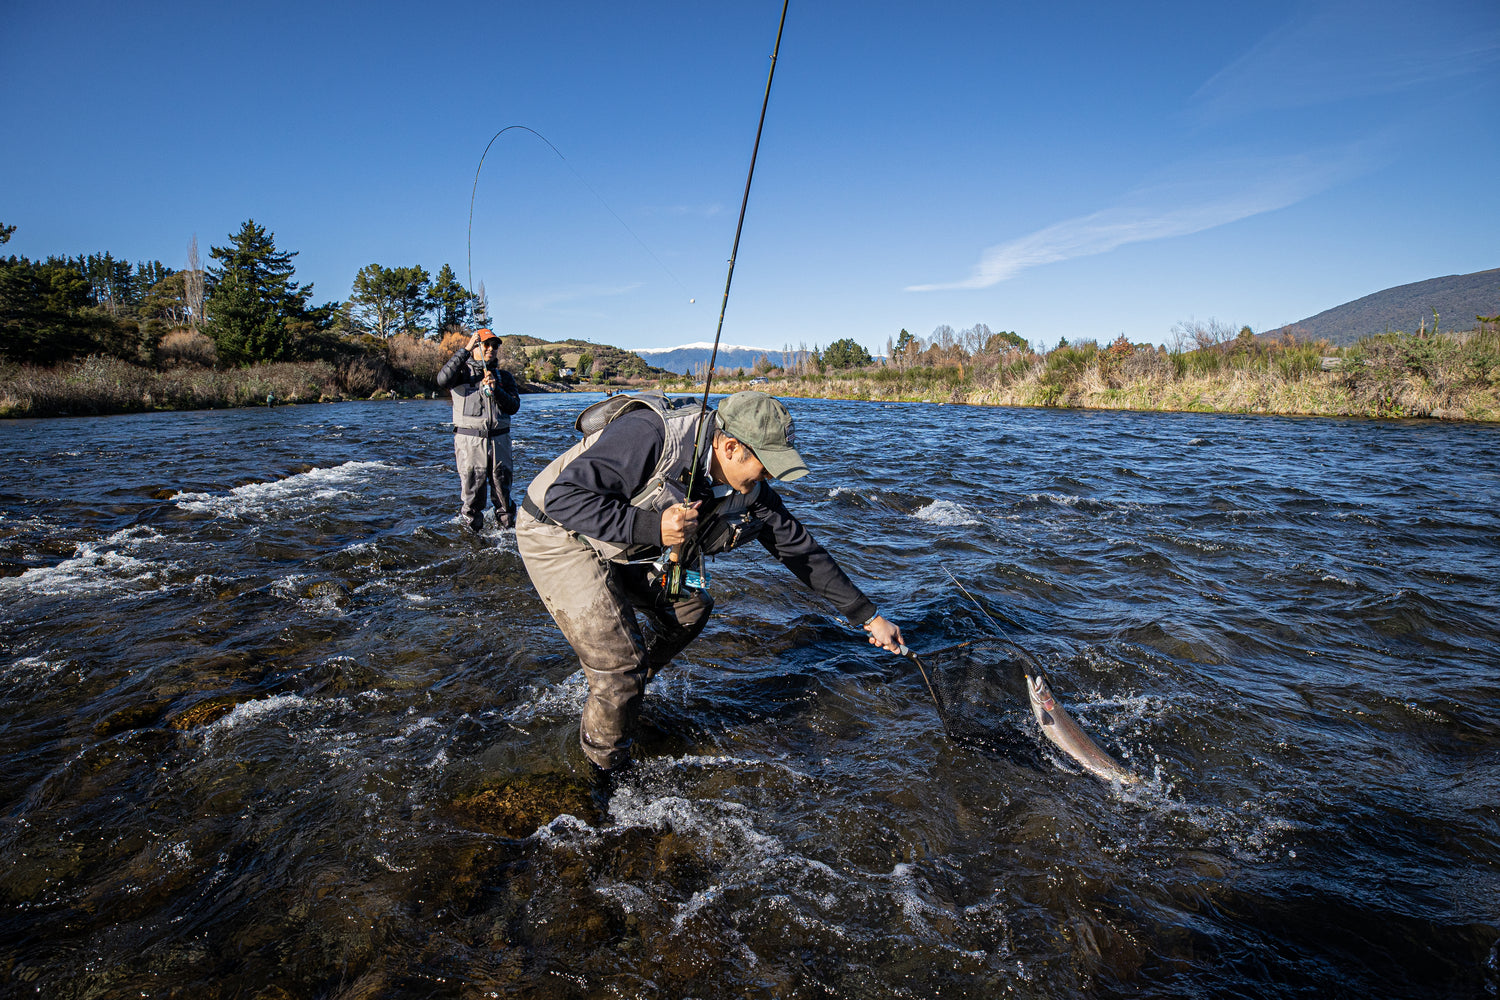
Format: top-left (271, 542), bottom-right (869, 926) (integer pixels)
top-left (466, 124), bottom-right (694, 317)
top-left (943, 565), bottom-right (1010, 636)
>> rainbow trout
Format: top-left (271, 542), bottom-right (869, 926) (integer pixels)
top-left (1026, 672), bottom-right (1140, 785)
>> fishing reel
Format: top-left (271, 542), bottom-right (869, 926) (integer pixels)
top-left (651, 545), bottom-right (709, 600)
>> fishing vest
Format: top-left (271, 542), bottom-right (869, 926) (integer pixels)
top-left (450, 361), bottom-right (511, 438)
top-left (525, 393), bottom-right (765, 563)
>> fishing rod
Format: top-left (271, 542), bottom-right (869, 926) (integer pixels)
top-left (663, 0), bottom-right (792, 598)
top-left (466, 125), bottom-right (693, 322)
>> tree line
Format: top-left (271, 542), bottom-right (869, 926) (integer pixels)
top-left (683, 325), bottom-right (1032, 382)
top-left (1, 219), bottom-right (493, 369)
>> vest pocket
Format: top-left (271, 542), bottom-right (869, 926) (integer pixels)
top-left (459, 387), bottom-right (486, 417)
top-left (699, 513), bottom-right (764, 554)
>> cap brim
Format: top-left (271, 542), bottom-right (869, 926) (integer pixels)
top-left (757, 445), bottom-right (809, 482)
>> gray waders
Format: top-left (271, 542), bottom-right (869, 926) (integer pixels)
top-left (451, 383), bottom-right (514, 530)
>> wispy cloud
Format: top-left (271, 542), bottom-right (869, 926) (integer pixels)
top-left (1191, 0), bottom-right (1500, 120)
top-left (907, 149), bottom-right (1371, 291)
top-left (906, 2), bottom-right (1492, 293)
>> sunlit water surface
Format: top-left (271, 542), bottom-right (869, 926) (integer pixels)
top-left (1, 396), bottom-right (1497, 999)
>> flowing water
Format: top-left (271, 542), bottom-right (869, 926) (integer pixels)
top-left (1, 395), bottom-right (1497, 999)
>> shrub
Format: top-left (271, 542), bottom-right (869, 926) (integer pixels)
top-left (388, 333), bottom-right (447, 384)
top-left (158, 328), bottom-right (218, 367)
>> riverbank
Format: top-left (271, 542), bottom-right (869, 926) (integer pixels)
top-left (5, 328), bottom-right (1497, 422)
top-left (705, 369), bottom-right (1500, 421)
top-left (700, 328), bottom-right (1500, 422)
top-left (0, 356), bottom-right (591, 418)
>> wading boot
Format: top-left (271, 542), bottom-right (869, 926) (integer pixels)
top-left (587, 759), bottom-right (632, 819)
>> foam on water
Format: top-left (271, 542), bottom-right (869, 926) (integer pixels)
top-left (1, 526), bottom-right (175, 597)
top-left (503, 671), bottom-right (590, 723)
top-left (1026, 491), bottom-right (1145, 513)
top-left (208, 693), bottom-right (315, 733)
top-left (564, 763), bottom-right (1023, 966)
top-left (0, 655), bottom-right (69, 684)
top-left (174, 461), bottom-right (394, 518)
top-left (913, 499), bottom-right (981, 526)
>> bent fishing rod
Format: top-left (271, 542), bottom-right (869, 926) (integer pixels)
top-left (663, 0), bottom-right (791, 597)
top-left (467, 125), bottom-right (692, 322)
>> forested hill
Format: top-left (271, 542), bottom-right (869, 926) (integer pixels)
top-left (499, 335), bottom-right (663, 374)
top-left (1268, 267), bottom-right (1500, 346)
top-left (631, 344), bottom-right (777, 375)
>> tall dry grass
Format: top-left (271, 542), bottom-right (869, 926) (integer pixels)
top-left (699, 328), bottom-right (1500, 421)
top-left (388, 334), bottom-right (449, 385)
top-left (1, 357), bottom-right (347, 418)
top-left (157, 329), bottom-right (218, 367)
top-left (0, 328), bottom-right (474, 417)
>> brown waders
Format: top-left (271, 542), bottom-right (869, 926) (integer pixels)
top-left (516, 509), bottom-right (711, 770)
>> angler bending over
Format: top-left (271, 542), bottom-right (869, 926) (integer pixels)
top-left (516, 390), bottom-right (903, 778)
top-left (437, 328), bottom-right (521, 531)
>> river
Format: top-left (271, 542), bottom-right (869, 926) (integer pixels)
top-left (1, 395), bottom-right (1497, 999)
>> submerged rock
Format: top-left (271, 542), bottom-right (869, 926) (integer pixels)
top-left (167, 693), bottom-right (255, 730)
top-left (450, 772), bottom-right (602, 837)
top-left (92, 700), bottom-right (170, 737)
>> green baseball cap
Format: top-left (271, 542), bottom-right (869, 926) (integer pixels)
top-left (716, 391), bottom-right (809, 481)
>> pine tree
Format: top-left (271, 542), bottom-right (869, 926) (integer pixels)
top-left (430, 264), bottom-right (469, 336)
top-left (349, 264), bottom-right (404, 337)
top-left (394, 265), bottom-right (431, 336)
top-left (203, 220), bottom-right (311, 365)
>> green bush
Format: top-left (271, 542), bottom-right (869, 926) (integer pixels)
top-left (1041, 341), bottom-right (1098, 387)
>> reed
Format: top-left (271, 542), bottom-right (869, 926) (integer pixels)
top-left (700, 328), bottom-right (1500, 422)
top-left (0, 357), bottom-right (377, 418)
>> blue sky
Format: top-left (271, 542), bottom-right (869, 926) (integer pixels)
top-left (3, 0), bottom-right (1497, 352)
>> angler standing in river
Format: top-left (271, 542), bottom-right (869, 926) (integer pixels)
top-left (516, 390), bottom-right (904, 779)
top-left (437, 328), bottom-right (521, 531)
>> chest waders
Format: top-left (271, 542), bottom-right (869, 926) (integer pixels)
top-left (450, 362), bottom-right (514, 530)
top-left (516, 393), bottom-right (722, 770)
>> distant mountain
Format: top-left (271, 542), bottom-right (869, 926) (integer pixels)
top-left (1266, 267), bottom-right (1500, 346)
top-left (630, 343), bottom-right (779, 375)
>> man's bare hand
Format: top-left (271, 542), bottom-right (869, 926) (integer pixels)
top-left (864, 615), bottom-right (905, 654)
top-left (467, 332), bottom-right (482, 352)
top-left (660, 502), bottom-right (700, 547)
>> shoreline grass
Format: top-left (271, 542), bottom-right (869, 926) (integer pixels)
top-left (5, 328), bottom-right (1497, 423)
top-left (690, 327), bottom-right (1500, 423)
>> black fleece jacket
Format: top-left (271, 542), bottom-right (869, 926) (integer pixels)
top-left (436, 349), bottom-right (521, 415)
top-left (543, 408), bottom-right (876, 622)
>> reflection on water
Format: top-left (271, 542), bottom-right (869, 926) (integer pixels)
top-left (1, 397), bottom-right (1498, 998)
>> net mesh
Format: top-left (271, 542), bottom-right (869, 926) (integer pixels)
top-left (911, 638), bottom-right (1047, 766)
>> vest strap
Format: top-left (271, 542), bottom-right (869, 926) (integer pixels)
top-left (521, 495), bottom-right (558, 526)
